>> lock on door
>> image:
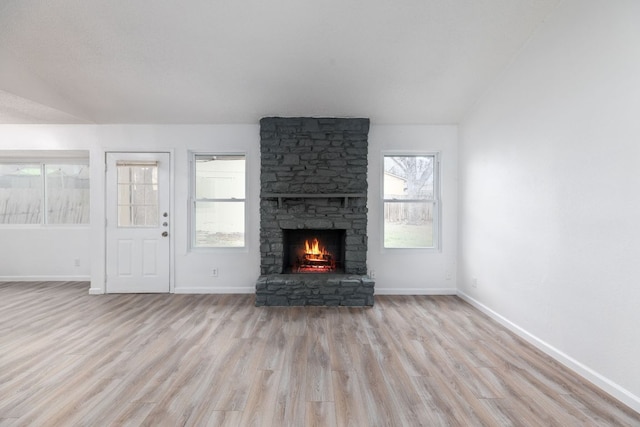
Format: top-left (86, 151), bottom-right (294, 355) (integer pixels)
top-left (162, 213), bottom-right (169, 237)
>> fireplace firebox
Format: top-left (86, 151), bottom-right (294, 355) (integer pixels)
top-left (283, 229), bottom-right (345, 273)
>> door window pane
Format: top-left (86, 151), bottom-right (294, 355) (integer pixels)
top-left (117, 164), bottom-right (158, 227)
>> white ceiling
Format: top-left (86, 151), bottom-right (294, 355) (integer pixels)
top-left (0, 0), bottom-right (560, 124)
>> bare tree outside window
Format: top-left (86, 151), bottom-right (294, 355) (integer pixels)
top-left (383, 155), bottom-right (438, 248)
top-left (115, 163), bottom-right (158, 227)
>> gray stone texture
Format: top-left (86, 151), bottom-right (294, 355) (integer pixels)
top-left (255, 275), bottom-right (375, 307)
top-left (260, 117), bottom-right (369, 196)
top-left (258, 117), bottom-right (372, 306)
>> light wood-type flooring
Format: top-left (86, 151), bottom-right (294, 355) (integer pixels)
top-left (0, 281), bottom-right (638, 426)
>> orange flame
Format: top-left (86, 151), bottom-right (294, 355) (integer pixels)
top-left (304, 238), bottom-right (328, 258)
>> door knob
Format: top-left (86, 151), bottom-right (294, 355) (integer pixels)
top-left (162, 231), bottom-right (168, 237)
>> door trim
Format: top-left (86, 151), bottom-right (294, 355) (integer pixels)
top-left (104, 150), bottom-right (175, 293)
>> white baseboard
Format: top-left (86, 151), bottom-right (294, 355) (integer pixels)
top-left (457, 291), bottom-right (640, 414)
top-left (87, 286), bottom-right (254, 295)
top-left (0, 276), bottom-right (90, 282)
top-left (375, 287), bottom-right (457, 295)
top-left (177, 287), bottom-right (458, 296)
top-left (174, 286), bottom-right (254, 294)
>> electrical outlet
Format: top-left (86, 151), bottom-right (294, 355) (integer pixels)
top-left (472, 278), bottom-right (478, 288)
top-left (369, 270), bottom-right (376, 279)
top-left (212, 268), bottom-right (219, 277)
top-left (74, 259), bottom-right (81, 267)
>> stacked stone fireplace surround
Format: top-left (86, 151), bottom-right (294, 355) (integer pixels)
top-left (256, 117), bottom-right (375, 306)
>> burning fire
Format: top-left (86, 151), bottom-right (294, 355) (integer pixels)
top-left (304, 238), bottom-right (329, 258)
top-left (298, 237), bottom-right (335, 272)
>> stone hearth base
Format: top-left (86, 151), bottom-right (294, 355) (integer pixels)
top-left (255, 274), bottom-right (374, 307)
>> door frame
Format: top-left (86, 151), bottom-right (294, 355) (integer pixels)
top-left (103, 150), bottom-right (175, 294)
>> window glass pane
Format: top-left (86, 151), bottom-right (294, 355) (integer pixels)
top-left (384, 156), bottom-right (434, 199)
top-left (144, 184), bottom-right (158, 204)
top-left (384, 202), bottom-right (434, 248)
top-left (45, 164), bottom-right (90, 224)
top-left (118, 206), bottom-right (131, 227)
top-left (0, 164), bottom-right (42, 224)
top-left (132, 206), bottom-right (147, 226)
top-left (117, 164), bottom-right (158, 227)
top-left (195, 155), bottom-right (245, 199)
top-left (118, 184), bottom-right (131, 204)
top-left (195, 201), bottom-right (244, 247)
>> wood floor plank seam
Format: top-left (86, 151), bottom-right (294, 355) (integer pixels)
top-left (0, 281), bottom-right (638, 426)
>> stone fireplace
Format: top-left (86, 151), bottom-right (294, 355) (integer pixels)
top-left (256, 117), bottom-right (374, 306)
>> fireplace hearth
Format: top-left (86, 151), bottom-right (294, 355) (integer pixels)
top-left (256, 117), bottom-right (374, 306)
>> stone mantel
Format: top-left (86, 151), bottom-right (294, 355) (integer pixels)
top-left (261, 192), bottom-right (367, 208)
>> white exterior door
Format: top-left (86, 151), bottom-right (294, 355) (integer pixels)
top-left (105, 152), bottom-right (171, 293)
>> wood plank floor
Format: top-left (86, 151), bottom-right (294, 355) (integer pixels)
top-left (0, 281), bottom-right (638, 426)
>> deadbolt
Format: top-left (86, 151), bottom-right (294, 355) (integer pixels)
top-left (163, 212), bottom-right (168, 217)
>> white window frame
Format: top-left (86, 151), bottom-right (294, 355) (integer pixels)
top-left (381, 152), bottom-right (441, 250)
top-left (189, 152), bottom-right (247, 250)
top-left (0, 158), bottom-right (90, 227)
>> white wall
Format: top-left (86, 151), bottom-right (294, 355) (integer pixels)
top-left (92, 125), bottom-right (262, 294)
top-left (0, 125), bottom-right (261, 290)
top-left (0, 130), bottom-right (97, 281)
top-left (369, 125), bottom-right (458, 294)
top-left (0, 227), bottom-right (90, 280)
top-left (1, 124), bottom-right (456, 295)
top-left (459, 0), bottom-right (640, 410)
